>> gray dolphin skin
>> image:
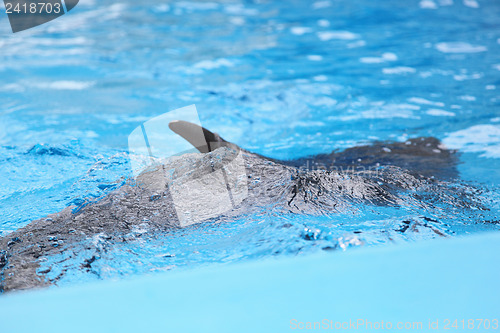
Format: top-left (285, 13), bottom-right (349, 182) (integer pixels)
top-left (0, 122), bottom-right (479, 292)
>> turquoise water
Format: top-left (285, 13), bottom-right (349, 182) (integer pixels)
top-left (1, 0), bottom-right (500, 287)
top-left (1, 233), bottom-right (500, 333)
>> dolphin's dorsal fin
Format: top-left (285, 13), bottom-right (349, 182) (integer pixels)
top-left (169, 120), bottom-right (232, 153)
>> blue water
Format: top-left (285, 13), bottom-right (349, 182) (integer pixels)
top-left (1, 0), bottom-right (500, 287)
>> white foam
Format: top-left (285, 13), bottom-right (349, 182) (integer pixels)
top-left (311, 96), bottom-right (337, 107)
top-left (42, 81), bottom-right (95, 90)
top-left (335, 103), bottom-right (420, 121)
top-left (229, 17), bottom-right (245, 26)
top-left (420, 0), bottom-right (438, 9)
top-left (419, 72), bottom-right (432, 79)
top-left (463, 0), bottom-right (479, 8)
top-left (486, 85), bottom-right (496, 90)
top-left (360, 52), bottom-right (397, 64)
top-left (460, 95), bottom-right (476, 101)
top-left (291, 27), bottom-right (312, 35)
top-left (453, 73), bottom-right (483, 81)
top-left (193, 58), bottom-right (234, 70)
top-left (360, 57), bottom-right (384, 64)
top-left (408, 97), bottom-right (445, 107)
top-left (382, 53), bottom-right (398, 61)
top-left (426, 109), bottom-right (456, 116)
top-left (382, 67), bottom-right (416, 74)
top-left (493, 64), bottom-right (500, 71)
top-left (317, 31), bottom-right (359, 41)
top-left (0, 83), bottom-right (25, 93)
top-left (400, 103), bottom-right (422, 110)
top-left (154, 4), bottom-right (170, 12)
top-left (312, 1), bottom-right (332, 9)
top-left (307, 55), bottom-right (323, 61)
top-left (313, 75), bottom-right (328, 82)
top-left (435, 42), bottom-right (487, 53)
top-left (224, 4), bottom-right (258, 15)
top-left (443, 124), bottom-right (500, 158)
top-left (317, 19), bottom-right (330, 27)
top-left (290, 120), bottom-right (326, 128)
top-left (85, 131), bottom-right (99, 138)
top-left (347, 40), bottom-right (366, 48)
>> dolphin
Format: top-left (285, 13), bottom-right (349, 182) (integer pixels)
top-left (0, 121), bottom-right (480, 292)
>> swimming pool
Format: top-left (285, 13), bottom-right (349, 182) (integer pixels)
top-left (1, 0), bottom-right (499, 293)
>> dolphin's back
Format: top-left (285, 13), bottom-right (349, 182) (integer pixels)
top-left (0, 126), bottom-right (464, 293)
top-left (283, 137), bottom-right (459, 180)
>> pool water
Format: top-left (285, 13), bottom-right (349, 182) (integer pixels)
top-left (1, 0), bottom-right (500, 288)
